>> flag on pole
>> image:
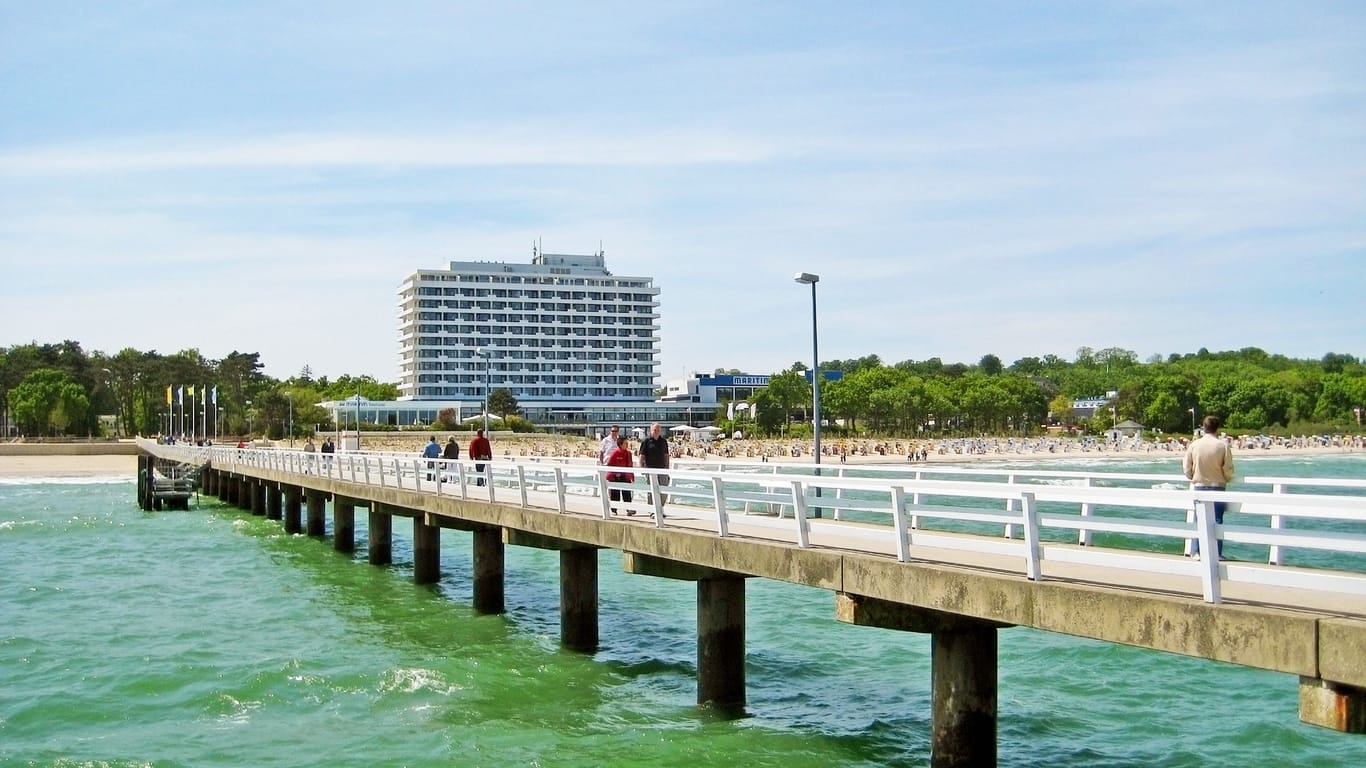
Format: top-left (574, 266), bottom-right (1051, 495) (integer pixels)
top-left (211, 386), bottom-right (217, 405)
top-left (187, 386), bottom-right (195, 397)
top-left (166, 385), bottom-right (172, 405)
top-left (177, 386), bottom-right (184, 406)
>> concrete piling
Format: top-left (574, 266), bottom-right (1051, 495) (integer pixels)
top-left (472, 527), bottom-right (505, 614)
top-left (368, 505), bottom-right (392, 565)
top-left (283, 485), bottom-right (302, 534)
top-left (334, 498), bottom-right (355, 553)
top-left (697, 577), bottom-right (746, 710)
top-left (560, 548), bottom-right (598, 652)
top-left (413, 516), bottom-right (440, 584)
top-left (305, 489), bottom-right (326, 536)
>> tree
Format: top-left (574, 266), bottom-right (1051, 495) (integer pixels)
top-left (748, 388), bottom-right (784, 436)
top-left (8, 368), bottom-right (88, 436)
top-left (488, 388), bottom-right (521, 421)
top-left (765, 369), bottom-right (810, 435)
top-left (437, 407), bottom-right (459, 429)
top-left (978, 354), bottom-right (1003, 376)
top-left (1048, 394), bottom-right (1074, 426)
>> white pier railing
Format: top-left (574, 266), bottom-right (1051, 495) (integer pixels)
top-left (141, 440), bottom-right (1366, 607)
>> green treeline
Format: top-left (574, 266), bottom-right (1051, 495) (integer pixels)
top-left (735, 346), bottom-right (1366, 438)
top-left (0, 341), bottom-right (397, 439)
top-left (3, 341), bottom-right (1364, 439)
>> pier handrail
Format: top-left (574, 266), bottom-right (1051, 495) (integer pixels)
top-left (142, 439), bottom-right (1366, 606)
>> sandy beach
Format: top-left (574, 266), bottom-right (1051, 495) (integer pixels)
top-left (0, 454), bottom-right (139, 478)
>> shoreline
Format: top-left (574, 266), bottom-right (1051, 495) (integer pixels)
top-left (1, 439), bottom-right (1359, 479)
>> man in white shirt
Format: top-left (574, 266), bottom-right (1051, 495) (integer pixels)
top-left (598, 425), bottom-right (620, 464)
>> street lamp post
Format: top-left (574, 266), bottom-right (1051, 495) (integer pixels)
top-left (245, 400), bottom-right (253, 439)
top-left (794, 272), bottom-right (822, 517)
top-left (476, 347), bottom-right (491, 434)
top-left (285, 391), bottom-right (294, 447)
top-left (1189, 407), bottom-right (1197, 435)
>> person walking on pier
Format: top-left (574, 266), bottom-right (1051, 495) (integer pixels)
top-left (605, 434), bottom-right (635, 515)
top-left (442, 436), bottom-right (460, 482)
top-left (638, 421), bottom-right (670, 509)
top-left (303, 437), bottom-right (317, 474)
top-left (423, 435), bottom-right (440, 480)
top-left (598, 425), bottom-right (620, 465)
top-left (1184, 414), bottom-right (1235, 558)
top-left (469, 428), bottom-right (492, 486)
top-left (320, 437), bottom-right (335, 472)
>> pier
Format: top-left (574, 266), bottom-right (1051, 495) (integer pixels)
top-left (137, 438), bottom-right (1366, 767)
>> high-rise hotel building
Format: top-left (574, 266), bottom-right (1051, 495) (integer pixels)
top-left (398, 251), bottom-right (661, 403)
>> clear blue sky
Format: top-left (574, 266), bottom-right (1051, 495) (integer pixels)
top-left (2, 2), bottom-right (1363, 383)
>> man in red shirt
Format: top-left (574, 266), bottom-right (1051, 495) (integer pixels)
top-left (468, 428), bottom-right (492, 486)
top-left (605, 434), bottom-right (635, 515)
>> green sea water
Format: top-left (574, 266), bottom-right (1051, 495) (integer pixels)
top-left (3, 454), bottom-right (1365, 767)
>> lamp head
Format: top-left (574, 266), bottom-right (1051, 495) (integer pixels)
top-left (794, 272), bottom-right (820, 285)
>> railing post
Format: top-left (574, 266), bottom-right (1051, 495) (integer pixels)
top-left (1003, 473), bottom-right (1018, 539)
top-left (554, 467), bottom-right (567, 514)
top-left (517, 465), bottom-right (528, 508)
top-left (598, 471), bottom-right (613, 519)
top-left (712, 476), bottom-right (730, 537)
top-left (891, 486), bottom-right (910, 562)
top-left (648, 474), bottom-right (665, 524)
top-left (1020, 492), bottom-right (1042, 581)
top-left (1078, 477), bottom-right (1094, 546)
top-left (790, 480), bottom-right (811, 549)
top-left (911, 470), bottom-right (923, 529)
top-left (1269, 482), bottom-right (1286, 565)
top-left (1194, 499), bottom-right (1222, 604)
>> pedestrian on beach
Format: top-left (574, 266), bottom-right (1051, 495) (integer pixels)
top-left (423, 435), bottom-right (440, 480)
top-left (469, 428), bottom-right (492, 486)
top-left (606, 434), bottom-right (635, 515)
top-left (638, 422), bottom-right (670, 509)
top-left (599, 425), bottom-right (620, 465)
top-left (1183, 414), bottom-right (1235, 558)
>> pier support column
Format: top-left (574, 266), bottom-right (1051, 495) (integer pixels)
top-left (251, 479), bottom-right (265, 516)
top-left (334, 499), bottom-right (355, 553)
top-left (198, 465), bottom-right (212, 497)
top-left (560, 548), bottom-right (598, 652)
top-left (368, 505), bottom-right (392, 565)
top-left (835, 593), bottom-right (1006, 768)
top-left (283, 485), bottom-right (302, 534)
top-left (136, 455), bottom-right (149, 510)
top-left (472, 528), bottom-right (505, 614)
top-left (698, 577), bottom-right (746, 710)
top-left (266, 484), bottom-right (282, 521)
top-left (413, 516), bottom-right (440, 584)
top-left (305, 490), bottom-right (326, 536)
top-left (1300, 677), bottom-right (1366, 733)
top-left (240, 477), bottom-right (254, 510)
top-left (222, 474), bottom-right (235, 505)
top-left (931, 624), bottom-right (997, 768)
